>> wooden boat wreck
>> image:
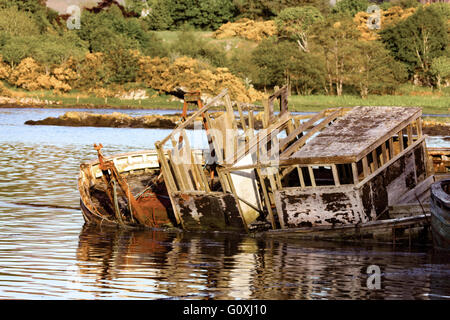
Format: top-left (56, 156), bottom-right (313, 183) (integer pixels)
top-left (79, 147), bottom-right (180, 229)
top-left (430, 179), bottom-right (450, 250)
top-left (78, 87), bottom-right (449, 244)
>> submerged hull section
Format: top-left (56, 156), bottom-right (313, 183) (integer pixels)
top-left (173, 192), bottom-right (246, 232)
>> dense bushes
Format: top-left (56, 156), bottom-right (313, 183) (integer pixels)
top-left (144, 0), bottom-right (236, 30)
top-left (380, 5), bottom-right (448, 85)
top-left (0, 0), bottom-right (448, 102)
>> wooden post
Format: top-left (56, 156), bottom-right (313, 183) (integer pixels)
top-left (398, 130), bottom-right (404, 152)
top-left (262, 100), bottom-right (269, 129)
top-left (407, 124), bottom-right (413, 147)
top-left (362, 156), bottom-right (370, 178)
top-left (308, 166), bottom-right (316, 187)
top-left (351, 162), bottom-right (359, 184)
top-left (297, 166), bottom-right (306, 188)
top-left (372, 149), bottom-right (379, 170)
top-left (155, 143), bottom-right (182, 226)
top-left (416, 118), bottom-right (422, 137)
top-left (248, 109), bottom-right (255, 137)
top-left (332, 165), bottom-right (340, 186)
top-left (225, 172), bottom-right (249, 233)
top-left (388, 137), bottom-right (394, 159)
top-left (256, 168), bottom-right (276, 230)
top-left (381, 142), bottom-right (387, 165)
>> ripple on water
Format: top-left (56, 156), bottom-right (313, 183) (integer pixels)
top-left (1, 109), bottom-right (449, 299)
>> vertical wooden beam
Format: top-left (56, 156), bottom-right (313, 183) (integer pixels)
top-left (362, 156), bottom-right (370, 178)
top-left (225, 172), bottom-right (249, 233)
top-left (372, 149), bottom-right (379, 171)
top-left (332, 164), bottom-right (340, 186)
top-left (267, 172), bottom-right (278, 194)
top-left (308, 166), bottom-right (316, 187)
top-left (155, 144), bottom-right (182, 226)
top-left (248, 109), bottom-right (255, 137)
top-left (351, 162), bottom-right (359, 184)
top-left (286, 119), bottom-right (294, 136)
top-left (275, 171), bottom-right (283, 189)
top-left (388, 137), bottom-right (394, 159)
top-left (407, 124), bottom-right (413, 147)
top-left (297, 166), bottom-right (306, 188)
top-left (398, 130), bottom-right (404, 152)
top-left (381, 142), bottom-right (387, 166)
top-left (256, 168), bottom-right (275, 230)
top-left (416, 118), bottom-right (422, 137)
top-left (262, 100), bottom-right (269, 129)
top-left (217, 168), bottom-right (230, 193)
top-left (167, 150), bottom-right (187, 191)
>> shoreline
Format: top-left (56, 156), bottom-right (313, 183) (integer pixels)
top-left (22, 110), bottom-right (450, 138)
top-left (1, 102), bottom-right (449, 117)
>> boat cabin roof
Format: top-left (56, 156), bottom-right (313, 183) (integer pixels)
top-left (282, 106), bottom-right (421, 165)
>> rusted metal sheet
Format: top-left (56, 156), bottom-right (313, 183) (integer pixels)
top-left (172, 192), bottom-right (246, 232)
top-left (135, 188), bottom-right (173, 227)
top-left (275, 185), bottom-right (366, 228)
top-left (78, 148), bottom-right (176, 229)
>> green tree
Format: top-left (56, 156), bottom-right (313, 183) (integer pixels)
top-left (331, 0), bottom-right (369, 17)
top-left (143, 0), bottom-right (174, 30)
top-left (310, 16), bottom-right (361, 95)
top-left (233, 0), bottom-right (330, 19)
top-left (167, 0), bottom-right (236, 30)
top-left (0, 38), bottom-right (29, 67)
top-left (381, 0), bottom-right (419, 10)
top-left (275, 6), bottom-right (324, 52)
top-left (77, 5), bottom-right (166, 56)
top-left (380, 6), bottom-right (448, 85)
top-left (170, 30), bottom-right (227, 67)
top-left (0, 6), bottom-right (41, 37)
top-left (105, 49), bottom-right (139, 84)
top-left (0, 0), bottom-right (59, 34)
top-left (252, 38), bottom-right (325, 93)
top-left (430, 56), bottom-right (450, 90)
top-left (124, 0), bottom-right (149, 16)
top-left (349, 41), bottom-right (407, 98)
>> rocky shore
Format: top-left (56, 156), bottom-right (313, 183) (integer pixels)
top-left (25, 112), bottom-right (183, 129)
top-left (422, 121), bottom-right (450, 138)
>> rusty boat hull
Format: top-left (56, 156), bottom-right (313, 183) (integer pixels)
top-left (78, 149), bottom-right (176, 229)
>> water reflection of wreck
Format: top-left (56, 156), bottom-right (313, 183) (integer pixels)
top-left (76, 225), bottom-right (447, 299)
top-left (78, 87), bottom-right (450, 244)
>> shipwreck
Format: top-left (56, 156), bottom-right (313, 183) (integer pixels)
top-left (78, 87), bottom-right (450, 244)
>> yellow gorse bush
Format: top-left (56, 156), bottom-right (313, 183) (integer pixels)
top-left (138, 55), bottom-right (265, 102)
top-left (6, 57), bottom-right (75, 92)
top-left (1, 51), bottom-right (265, 103)
top-left (354, 6), bottom-right (416, 41)
top-left (213, 18), bottom-right (277, 42)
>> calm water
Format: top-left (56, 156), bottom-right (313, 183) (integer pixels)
top-left (0, 107), bottom-right (449, 300)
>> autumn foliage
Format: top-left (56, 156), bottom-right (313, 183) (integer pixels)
top-left (212, 18), bottom-right (277, 41)
top-left (354, 6), bottom-right (416, 41)
top-left (137, 55), bottom-right (265, 102)
top-left (6, 57), bottom-right (76, 92)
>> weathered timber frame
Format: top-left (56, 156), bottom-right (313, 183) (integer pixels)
top-left (155, 89), bottom-right (274, 232)
top-left (221, 106), bottom-right (431, 229)
top-left (154, 87), bottom-right (319, 231)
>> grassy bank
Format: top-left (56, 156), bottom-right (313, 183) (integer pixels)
top-left (2, 87), bottom-right (449, 116)
top-left (288, 95), bottom-right (450, 114)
